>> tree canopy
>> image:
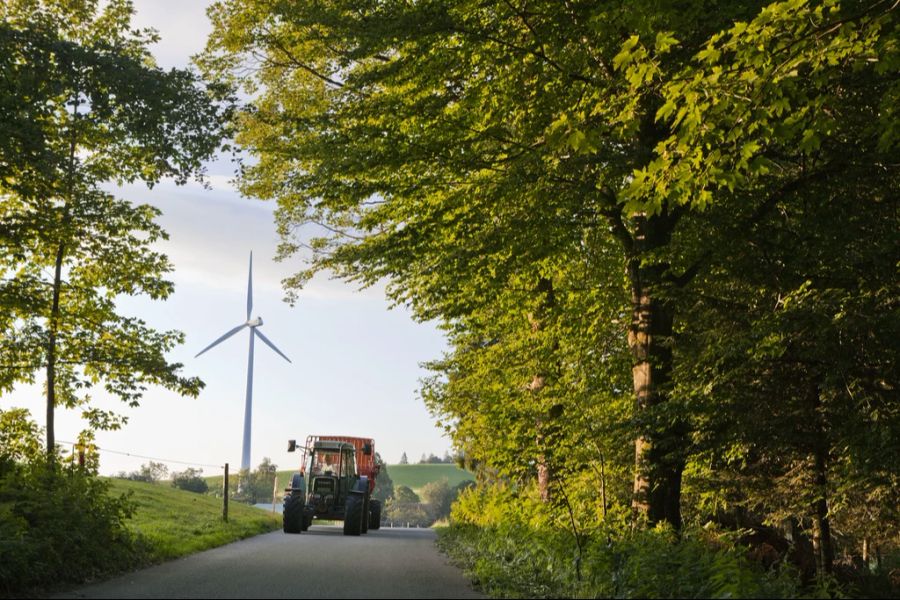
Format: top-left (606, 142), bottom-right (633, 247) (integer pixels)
top-left (0, 0), bottom-right (228, 453)
top-left (202, 0), bottom-right (897, 581)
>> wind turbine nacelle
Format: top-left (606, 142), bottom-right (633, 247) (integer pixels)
top-left (247, 317), bottom-right (263, 327)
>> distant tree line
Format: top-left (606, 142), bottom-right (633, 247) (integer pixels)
top-left (385, 479), bottom-right (475, 528)
top-left (115, 461), bottom-right (210, 494)
top-left (416, 451), bottom-right (460, 465)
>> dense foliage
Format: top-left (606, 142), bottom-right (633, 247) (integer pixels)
top-left (230, 457), bottom-right (278, 504)
top-left (0, 408), bottom-right (140, 595)
top-left (171, 467), bottom-right (209, 494)
top-left (372, 452), bottom-right (395, 503)
top-left (196, 0), bottom-right (898, 594)
top-left (440, 484), bottom-right (807, 599)
top-left (0, 3), bottom-right (230, 593)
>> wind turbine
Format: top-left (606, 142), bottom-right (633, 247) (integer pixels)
top-left (196, 252), bottom-right (291, 471)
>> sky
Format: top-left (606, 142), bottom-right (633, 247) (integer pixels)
top-left (1, 1), bottom-right (452, 475)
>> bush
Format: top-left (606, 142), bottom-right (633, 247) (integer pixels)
top-left (229, 458), bottom-right (278, 504)
top-left (385, 485), bottom-right (433, 527)
top-left (439, 483), bottom-right (803, 599)
top-left (171, 468), bottom-right (209, 494)
top-left (118, 461), bottom-right (169, 483)
top-left (0, 409), bottom-right (141, 596)
top-left (385, 499), bottom-right (433, 527)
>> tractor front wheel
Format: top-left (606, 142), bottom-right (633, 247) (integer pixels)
top-left (343, 495), bottom-right (363, 536)
top-left (283, 494), bottom-right (304, 534)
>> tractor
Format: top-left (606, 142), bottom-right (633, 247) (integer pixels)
top-left (282, 435), bottom-right (382, 535)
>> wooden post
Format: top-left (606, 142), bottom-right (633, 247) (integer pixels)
top-left (223, 463), bottom-right (229, 522)
top-left (272, 472), bottom-right (278, 513)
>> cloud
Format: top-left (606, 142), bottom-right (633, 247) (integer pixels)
top-left (104, 178), bottom-right (386, 303)
top-left (130, 1), bottom-right (213, 70)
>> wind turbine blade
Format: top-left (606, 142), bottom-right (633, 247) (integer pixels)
top-left (246, 252), bottom-right (253, 321)
top-left (195, 323), bottom-right (248, 358)
top-left (255, 329), bottom-right (291, 363)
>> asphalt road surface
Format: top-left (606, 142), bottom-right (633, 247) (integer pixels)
top-left (56, 526), bottom-right (483, 599)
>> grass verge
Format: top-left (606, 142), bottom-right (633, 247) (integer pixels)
top-left (108, 479), bottom-right (281, 562)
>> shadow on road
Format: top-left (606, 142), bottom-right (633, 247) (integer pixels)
top-left (299, 525), bottom-right (437, 540)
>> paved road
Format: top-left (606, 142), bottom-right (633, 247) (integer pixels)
top-left (56, 526), bottom-right (482, 599)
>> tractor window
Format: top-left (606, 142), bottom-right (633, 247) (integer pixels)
top-left (342, 449), bottom-right (355, 478)
top-left (311, 450), bottom-right (340, 476)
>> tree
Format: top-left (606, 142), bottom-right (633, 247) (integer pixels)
top-left (635, 0), bottom-right (899, 575)
top-left (0, 0), bottom-right (226, 455)
top-left (386, 485), bottom-right (431, 527)
top-left (202, 0), bottom-right (896, 532)
top-left (122, 461), bottom-right (168, 483)
top-left (171, 467), bottom-right (209, 494)
top-left (394, 485), bottom-right (420, 505)
top-left (399, 452), bottom-right (408, 465)
top-left (0, 408), bottom-right (42, 465)
top-left (421, 478), bottom-right (454, 521)
top-left (372, 452), bottom-right (394, 503)
top-left (672, 154), bottom-right (899, 577)
top-left (233, 457), bottom-right (278, 504)
top-left (0, 408), bottom-right (139, 593)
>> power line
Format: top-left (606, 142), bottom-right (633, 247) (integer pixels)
top-left (57, 439), bottom-right (223, 470)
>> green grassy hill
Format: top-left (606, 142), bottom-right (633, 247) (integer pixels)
top-left (108, 479), bottom-right (280, 561)
top-left (387, 464), bottom-right (475, 494)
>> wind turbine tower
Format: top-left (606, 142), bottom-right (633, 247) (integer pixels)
top-left (196, 252), bottom-right (291, 471)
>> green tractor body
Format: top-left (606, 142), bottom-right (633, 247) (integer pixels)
top-left (282, 436), bottom-right (382, 536)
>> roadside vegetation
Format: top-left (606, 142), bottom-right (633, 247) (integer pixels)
top-left (202, 0), bottom-right (899, 596)
top-left (0, 409), bottom-right (279, 597)
top-left (0, 409), bottom-right (139, 596)
top-left (437, 485), bottom-right (806, 599)
top-left (109, 478), bottom-right (279, 561)
top-left (0, 1), bottom-right (232, 595)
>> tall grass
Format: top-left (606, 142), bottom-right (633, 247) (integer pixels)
top-left (437, 484), bottom-right (805, 599)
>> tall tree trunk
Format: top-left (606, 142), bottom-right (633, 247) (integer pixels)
top-left (45, 242), bottom-right (66, 456)
top-left (810, 383), bottom-right (834, 578)
top-left (46, 87), bottom-right (80, 457)
top-left (627, 213), bottom-right (685, 529)
top-left (529, 277), bottom-right (559, 503)
top-left (811, 457), bottom-right (834, 578)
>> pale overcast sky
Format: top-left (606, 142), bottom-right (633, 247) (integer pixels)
top-left (2, 0), bottom-right (451, 474)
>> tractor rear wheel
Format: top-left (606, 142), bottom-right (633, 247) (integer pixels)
top-left (283, 494), bottom-right (304, 534)
top-left (301, 514), bottom-right (312, 532)
top-left (343, 495), bottom-right (363, 536)
top-left (361, 493), bottom-right (370, 534)
top-left (369, 499), bottom-right (382, 530)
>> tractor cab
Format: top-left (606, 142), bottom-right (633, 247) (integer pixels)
top-left (305, 441), bottom-right (357, 516)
